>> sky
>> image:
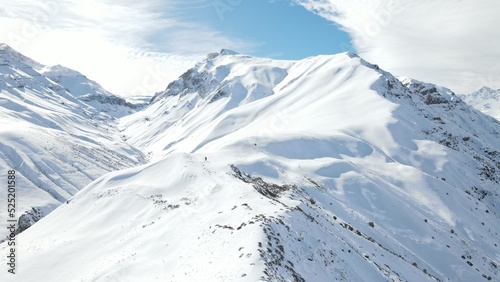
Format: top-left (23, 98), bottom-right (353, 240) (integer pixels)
top-left (0, 0), bottom-right (352, 97)
top-left (295, 0), bottom-right (500, 94)
top-left (0, 0), bottom-right (499, 97)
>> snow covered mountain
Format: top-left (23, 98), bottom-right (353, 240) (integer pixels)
top-left (42, 64), bottom-right (145, 117)
top-left (0, 43), bottom-right (146, 238)
top-left (459, 87), bottom-right (500, 120)
top-left (1, 48), bottom-right (499, 281)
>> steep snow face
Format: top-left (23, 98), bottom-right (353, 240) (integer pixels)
top-left (1, 49), bottom-right (500, 281)
top-left (459, 87), bottom-right (500, 120)
top-left (0, 45), bottom-right (146, 238)
top-left (122, 50), bottom-right (293, 155)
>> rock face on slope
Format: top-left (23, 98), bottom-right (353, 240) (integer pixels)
top-left (1, 48), bottom-right (499, 281)
top-left (150, 49), bottom-right (290, 105)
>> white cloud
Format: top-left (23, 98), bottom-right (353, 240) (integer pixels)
top-left (0, 0), bottom-right (255, 96)
top-left (295, 0), bottom-right (500, 93)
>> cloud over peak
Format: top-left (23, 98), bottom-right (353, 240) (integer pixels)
top-left (0, 0), bottom-right (255, 96)
top-left (295, 0), bottom-right (500, 93)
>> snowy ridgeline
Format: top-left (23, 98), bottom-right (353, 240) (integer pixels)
top-left (0, 46), bottom-right (499, 281)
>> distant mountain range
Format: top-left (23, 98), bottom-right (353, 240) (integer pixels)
top-left (1, 45), bottom-right (499, 281)
top-left (459, 86), bottom-right (500, 120)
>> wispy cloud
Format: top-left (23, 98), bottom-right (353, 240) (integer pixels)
top-left (294, 0), bottom-right (500, 93)
top-left (0, 0), bottom-right (256, 96)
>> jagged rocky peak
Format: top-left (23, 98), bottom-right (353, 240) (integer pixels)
top-left (152, 50), bottom-right (462, 108)
top-left (399, 77), bottom-right (456, 105)
top-left (220, 48), bottom-right (238, 55)
top-left (150, 66), bottom-right (210, 103)
top-left (478, 86), bottom-right (497, 92)
top-left (471, 86), bottom-right (500, 98)
top-left (150, 49), bottom-right (290, 105)
top-left (206, 49), bottom-right (239, 60)
top-left (78, 93), bottom-right (144, 110)
top-left (458, 86), bottom-right (500, 120)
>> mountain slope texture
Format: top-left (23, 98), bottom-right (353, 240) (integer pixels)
top-left (0, 47), bottom-right (499, 282)
top-left (0, 43), bottom-right (146, 238)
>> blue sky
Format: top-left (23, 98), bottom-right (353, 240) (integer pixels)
top-left (0, 0), bottom-right (499, 96)
top-left (0, 0), bottom-right (355, 96)
top-left (171, 0), bottom-right (354, 59)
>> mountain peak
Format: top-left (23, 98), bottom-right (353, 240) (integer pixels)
top-left (477, 86), bottom-right (499, 93)
top-left (0, 42), bottom-right (16, 52)
top-left (469, 86), bottom-right (500, 99)
top-left (43, 64), bottom-right (85, 78)
top-left (459, 86), bottom-right (500, 120)
top-left (206, 49), bottom-right (240, 60)
top-left (0, 43), bottom-right (44, 70)
top-left (220, 49), bottom-right (238, 55)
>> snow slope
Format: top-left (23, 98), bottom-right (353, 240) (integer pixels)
top-left (459, 87), bottom-right (500, 120)
top-left (1, 49), bottom-right (500, 281)
top-left (0, 44), bottom-right (146, 238)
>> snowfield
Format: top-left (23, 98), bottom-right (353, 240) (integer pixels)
top-left (1, 46), bottom-right (499, 281)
